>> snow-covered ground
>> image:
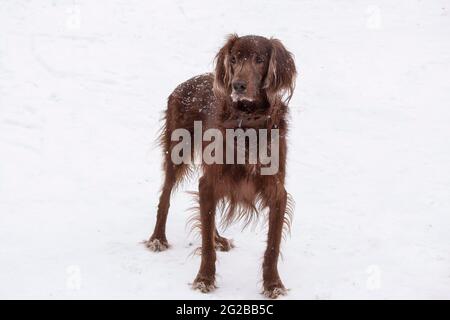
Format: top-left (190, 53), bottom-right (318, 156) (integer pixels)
top-left (1, 0), bottom-right (449, 299)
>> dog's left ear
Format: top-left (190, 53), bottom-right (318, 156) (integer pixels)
top-left (264, 38), bottom-right (297, 104)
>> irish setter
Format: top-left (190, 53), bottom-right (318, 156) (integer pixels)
top-left (146, 34), bottom-right (296, 298)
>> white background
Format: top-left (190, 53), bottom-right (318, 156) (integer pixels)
top-left (0, 0), bottom-right (449, 299)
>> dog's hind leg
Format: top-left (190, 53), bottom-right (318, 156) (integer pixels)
top-left (146, 158), bottom-right (190, 252)
top-left (146, 162), bottom-right (175, 251)
top-left (214, 228), bottom-right (234, 252)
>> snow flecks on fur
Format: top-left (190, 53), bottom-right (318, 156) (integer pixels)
top-left (192, 280), bottom-right (217, 293)
top-left (263, 287), bottom-right (288, 299)
top-left (144, 239), bottom-right (169, 252)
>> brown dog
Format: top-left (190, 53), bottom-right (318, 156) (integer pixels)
top-left (147, 34), bottom-right (296, 298)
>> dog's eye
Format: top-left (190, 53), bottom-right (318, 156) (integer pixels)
top-left (230, 56), bottom-right (236, 64)
top-left (255, 56), bottom-right (264, 64)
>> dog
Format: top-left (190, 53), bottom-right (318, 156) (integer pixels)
top-left (146, 34), bottom-right (296, 298)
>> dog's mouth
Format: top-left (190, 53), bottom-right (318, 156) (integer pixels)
top-left (230, 91), bottom-right (269, 114)
top-left (232, 97), bottom-right (263, 114)
top-left (231, 91), bottom-right (254, 103)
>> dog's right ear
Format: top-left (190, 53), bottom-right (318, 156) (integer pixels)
top-left (213, 34), bottom-right (238, 98)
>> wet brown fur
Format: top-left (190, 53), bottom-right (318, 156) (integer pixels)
top-left (147, 34), bottom-right (297, 298)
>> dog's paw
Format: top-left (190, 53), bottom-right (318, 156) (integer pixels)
top-left (263, 286), bottom-right (287, 299)
top-left (215, 237), bottom-right (234, 252)
top-left (144, 238), bottom-right (169, 252)
top-left (263, 280), bottom-right (287, 299)
top-left (192, 275), bottom-right (216, 293)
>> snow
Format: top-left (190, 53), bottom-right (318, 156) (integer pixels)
top-left (1, 0), bottom-right (449, 299)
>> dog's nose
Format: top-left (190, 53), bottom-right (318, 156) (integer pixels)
top-left (232, 80), bottom-right (247, 93)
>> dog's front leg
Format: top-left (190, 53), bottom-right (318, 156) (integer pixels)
top-left (262, 187), bottom-right (288, 299)
top-left (192, 176), bottom-right (217, 293)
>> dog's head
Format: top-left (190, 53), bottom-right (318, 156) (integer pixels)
top-left (214, 34), bottom-right (296, 107)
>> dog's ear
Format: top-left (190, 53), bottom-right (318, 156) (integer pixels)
top-left (264, 38), bottom-right (296, 104)
top-left (213, 34), bottom-right (238, 98)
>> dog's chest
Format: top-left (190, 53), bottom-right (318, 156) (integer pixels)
top-left (217, 166), bottom-right (261, 203)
